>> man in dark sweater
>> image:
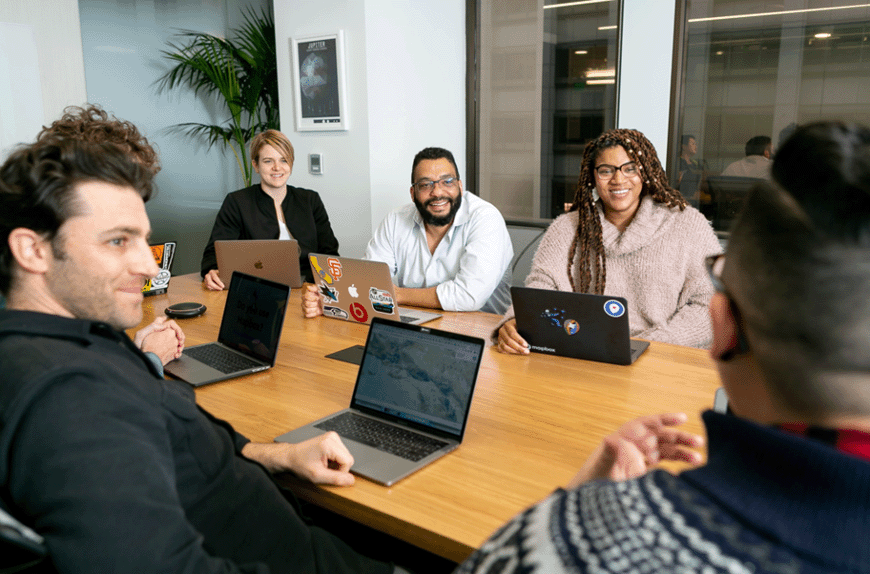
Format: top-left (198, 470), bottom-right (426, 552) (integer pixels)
top-left (0, 136), bottom-right (396, 573)
top-left (456, 123), bottom-right (870, 574)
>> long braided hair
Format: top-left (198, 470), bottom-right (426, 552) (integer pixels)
top-left (566, 129), bottom-right (688, 294)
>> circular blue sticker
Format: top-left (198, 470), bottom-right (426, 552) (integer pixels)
top-left (603, 299), bottom-right (625, 318)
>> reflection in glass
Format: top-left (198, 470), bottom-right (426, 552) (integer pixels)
top-left (675, 1), bottom-right (870, 231)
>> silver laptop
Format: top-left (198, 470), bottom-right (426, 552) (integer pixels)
top-left (276, 317), bottom-right (484, 486)
top-left (216, 239), bottom-right (302, 288)
top-left (164, 272), bottom-right (290, 386)
top-left (308, 254), bottom-right (441, 325)
top-left (511, 286), bottom-right (650, 365)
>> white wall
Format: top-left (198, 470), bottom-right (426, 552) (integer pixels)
top-left (274, 0), bottom-right (466, 258)
top-left (0, 0), bottom-right (87, 158)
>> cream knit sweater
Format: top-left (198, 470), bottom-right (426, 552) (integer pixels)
top-left (502, 196), bottom-right (722, 348)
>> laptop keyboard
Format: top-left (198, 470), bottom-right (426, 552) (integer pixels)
top-left (184, 344), bottom-right (263, 374)
top-left (315, 412), bottom-right (448, 462)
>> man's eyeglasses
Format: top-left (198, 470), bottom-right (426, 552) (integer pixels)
top-left (594, 161), bottom-right (639, 179)
top-left (705, 253), bottom-right (751, 359)
top-left (414, 176), bottom-right (458, 193)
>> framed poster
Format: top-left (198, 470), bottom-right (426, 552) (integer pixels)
top-left (291, 31), bottom-right (349, 131)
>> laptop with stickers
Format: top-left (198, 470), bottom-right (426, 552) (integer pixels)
top-left (308, 254), bottom-right (441, 325)
top-left (215, 239), bottom-right (302, 288)
top-left (142, 241), bottom-right (176, 297)
top-left (276, 317), bottom-right (484, 486)
top-left (510, 286), bottom-right (650, 365)
top-left (164, 272), bottom-right (290, 386)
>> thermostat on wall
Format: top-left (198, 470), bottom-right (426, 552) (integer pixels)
top-left (309, 153), bottom-right (323, 175)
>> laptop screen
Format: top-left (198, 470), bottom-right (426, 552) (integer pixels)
top-left (352, 319), bottom-right (482, 438)
top-left (218, 272), bottom-right (289, 364)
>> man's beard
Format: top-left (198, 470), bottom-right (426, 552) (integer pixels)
top-left (414, 192), bottom-right (462, 227)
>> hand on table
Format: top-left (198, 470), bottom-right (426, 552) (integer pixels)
top-left (203, 269), bottom-right (225, 291)
top-left (301, 283), bottom-right (324, 318)
top-left (566, 413), bottom-right (704, 489)
top-left (243, 432), bottom-right (355, 487)
top-left (497, 319), bottom-right (530, 355)
top-left (134, 316), bottom-right (185, 365)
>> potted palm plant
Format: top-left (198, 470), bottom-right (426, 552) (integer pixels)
top-left (156, 5), bottom-right (279, 186)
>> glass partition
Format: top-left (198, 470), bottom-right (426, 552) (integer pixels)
top-left (674, 1), bottom-right (870, 231)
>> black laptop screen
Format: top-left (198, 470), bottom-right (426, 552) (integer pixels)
top-left (352, 320), bottom-right (482, 437)
top-left (217, 273), bottom-right (289, 364)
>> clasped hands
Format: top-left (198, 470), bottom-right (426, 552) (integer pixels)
top-left (134, 316), bottom-right (185, 365)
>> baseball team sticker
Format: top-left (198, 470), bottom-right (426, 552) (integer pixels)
top-left (349, 302), bottom-right (368, 323)
top-left (327, 257), bottom-right (343, 281)
top-left (604, 299), bottom-right (625, 318)
top-left (369, 287), bottom-right (395, 314)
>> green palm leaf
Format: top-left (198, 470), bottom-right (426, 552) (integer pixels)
top-left (155, 6), bottom-right (279, 187)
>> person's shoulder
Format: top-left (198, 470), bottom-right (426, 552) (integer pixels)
top-left (285, 184), bottom-right (321, 200)
top-left (222, 185), bottom-right (261, 206)
top-left (463, 192), bottom-right (509, 224)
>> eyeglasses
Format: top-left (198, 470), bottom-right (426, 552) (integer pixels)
top-left (594, 161), bottom-right (639, 179)
top-left (414, 176), bottom-right (458, 193)
top-left (705, 254), bottom-right (751, 359)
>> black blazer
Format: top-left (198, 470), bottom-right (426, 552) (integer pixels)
top-left (201, 184), bottom-right (340, 283)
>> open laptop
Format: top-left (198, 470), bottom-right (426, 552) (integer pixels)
top-left (308, 254), bottom-right (441, 325)
top-left (215, 239), bottom-right (302, 288)
top-left (164, 271), bottom-right (290, 386)
top-left (276, 317), bottom-right (483, 486)
top-left (511, 286), bottom-right (650, 365)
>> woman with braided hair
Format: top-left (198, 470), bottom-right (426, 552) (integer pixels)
top-left (497, 128), bottom-right (721, 352)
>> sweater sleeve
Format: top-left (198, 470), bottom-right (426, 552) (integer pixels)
top-left (634, 212), bottom-right (722, 348)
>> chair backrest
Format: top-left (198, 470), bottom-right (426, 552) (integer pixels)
top-left (705, 175), bottom-right (763, 230)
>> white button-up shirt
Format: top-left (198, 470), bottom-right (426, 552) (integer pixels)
top-left (365, 191), bottom-right (513, 314)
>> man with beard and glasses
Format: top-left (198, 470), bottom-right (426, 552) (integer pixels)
top-left (302, 147), bottom-right (512, 316)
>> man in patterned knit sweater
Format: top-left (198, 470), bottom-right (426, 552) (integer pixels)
top-left (456, 122), bottom-right (870, 574)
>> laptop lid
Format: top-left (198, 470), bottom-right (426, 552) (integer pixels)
top-left (309, 254), bottom-right (440, 325)
top-left (276, 317), bottom-right (484, 485)
top-left (216, 239), bottom-right (302, 288)
top-left (142, 241), bottom-right (176, 297)
top-left (164, 271), bottom-right (290, 386)
top-left (511, 286), bottom-right (649, 365)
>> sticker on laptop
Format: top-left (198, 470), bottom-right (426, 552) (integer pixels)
top-left (327, 257), bottom-right (343, 281)
top-left (604, 299), bottom-right (625, 318)
top-left (369, 287), bottom-right (395, 314)
top-left (349, 302), bottom-right (369, 322)
top-left (323, 306), bottom-right (349, 320)
top-left (541, 308), bottom-right (566, 327)
top-left (319, 281), bottom-right (338, 303)
top-left (564, 319), bottom-right (579, 335)
top-left (310, 255), bottom-right (333, 284)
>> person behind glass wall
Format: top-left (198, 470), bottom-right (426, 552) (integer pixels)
top-left (677, 134), bottom-right (704, 204)
top-left (496, 128), bottom-right (721, 351)
top-left (721, 135), bottom-right (773, 179)
top-left (201, 129), bottom-right (339, 289)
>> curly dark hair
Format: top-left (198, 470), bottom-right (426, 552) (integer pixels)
top-left (36, 104), bottom-right (160, 176)
top-left (566, 128), bottom-right (687, 294)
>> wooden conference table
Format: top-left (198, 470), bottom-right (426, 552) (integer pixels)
top-left (135, 273), bottom-right (721, 563)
